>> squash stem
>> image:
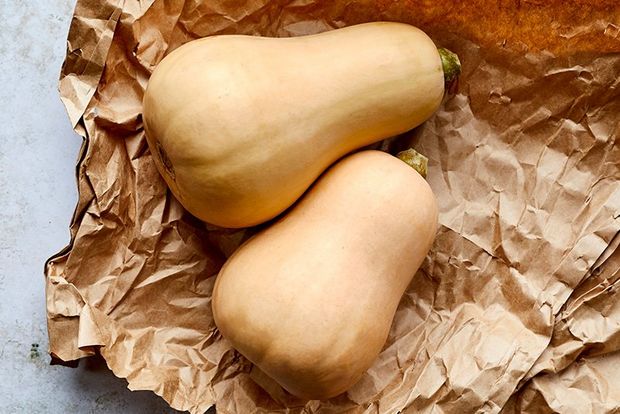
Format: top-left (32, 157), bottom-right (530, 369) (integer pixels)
top-left (438, 48), bottom-right (461, 84)
top-left (396, 148), bottom-right (428, 178)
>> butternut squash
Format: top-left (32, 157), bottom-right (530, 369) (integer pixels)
top-left (143, 22), bottom-right (458, 228)
top-left (212, 150), bottom-right (438, 399)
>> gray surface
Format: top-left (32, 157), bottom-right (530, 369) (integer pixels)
top-left (0, 1), bottom-right (184, 412)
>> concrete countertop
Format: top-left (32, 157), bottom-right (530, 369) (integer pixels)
top-left (0, 1), bottom-right (183, 412)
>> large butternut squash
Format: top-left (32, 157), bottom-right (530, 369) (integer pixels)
top-left (143, 22), bottom-right (458, 228)
top-left (212, 150), bottom-right (438, 399)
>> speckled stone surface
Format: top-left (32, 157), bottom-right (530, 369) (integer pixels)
top-left (0, 1), bottom-right (182, 412)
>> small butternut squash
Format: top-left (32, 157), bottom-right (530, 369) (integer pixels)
top-left (143, 22), bottom-right (458, 228)
top-left (212, 150), bottom-right (438, 399)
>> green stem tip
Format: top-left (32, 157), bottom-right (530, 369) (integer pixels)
top-left (396, 148), bottom-right (428, 179)
top-left (438, 47), bottom-right (461, 84)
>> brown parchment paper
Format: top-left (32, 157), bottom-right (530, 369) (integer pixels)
top-left (500, 238), bottom-right (620, 413)
top-left (49, 1), bottom-right (620, 413)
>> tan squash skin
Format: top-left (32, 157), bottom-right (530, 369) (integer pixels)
top-left (142, 22), bottom-right (445, 228)
top-left (212, 150), bottom-right (438, 399)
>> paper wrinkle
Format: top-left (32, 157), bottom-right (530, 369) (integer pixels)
top-left (77, 304), bottom-right (105, 349)
top-left (59, 0), bottom-right (124, 127)
top-left (522, 239), bottom-right (620, 381)
top-left (45, 274), bottom-right (101, 361)
top-left (518, 352), bottom-right (620, 414)
top-left (46, 275), bottom-right (86, 318)
top-left (500, 240), bottom-right (620, 413)
top-left (51, 0), bottom-right (620, 412)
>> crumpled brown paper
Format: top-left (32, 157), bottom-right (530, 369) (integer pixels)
top-left (49, 1), bottom-right (620, 413)
top-left (500, 238), bottom-right (620, 413)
